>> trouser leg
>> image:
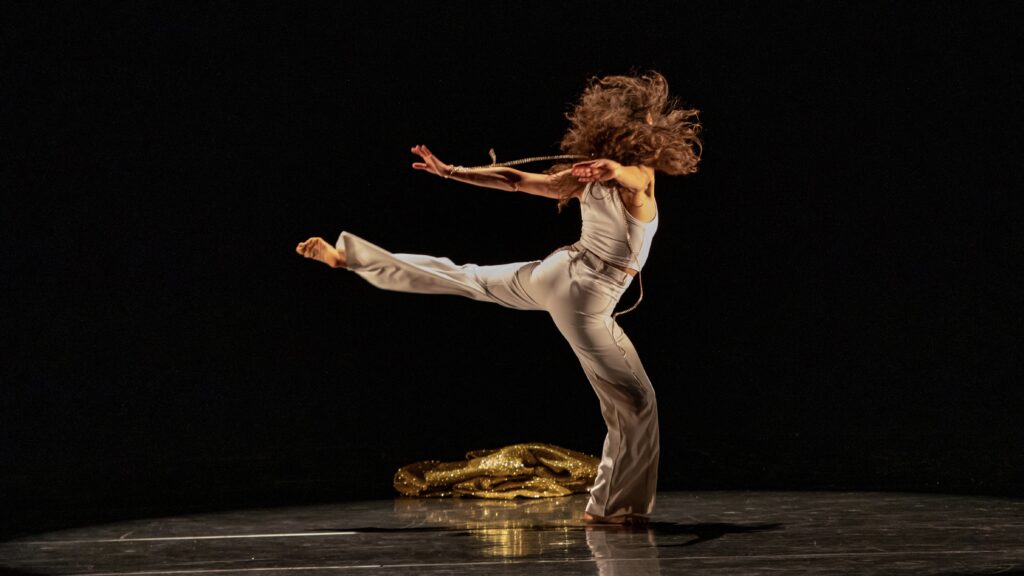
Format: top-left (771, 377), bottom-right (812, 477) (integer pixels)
top-left (337, 231), bottom-right (543, 311)
top-left (547, 286), bottom-right (660, 518)
top-left (338, 232), bottom-right (659, 515)
top-left (595, 320), bottom-right (659, 517)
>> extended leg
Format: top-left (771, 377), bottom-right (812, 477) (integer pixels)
top-left (335, 231), bottom-right (543, 311)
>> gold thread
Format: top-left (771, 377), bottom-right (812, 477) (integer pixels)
top-left (464, 150), bottom-right (589, 169)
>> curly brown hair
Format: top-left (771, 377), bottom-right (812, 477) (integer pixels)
top-left (549, 70), bottom-right (703, 210)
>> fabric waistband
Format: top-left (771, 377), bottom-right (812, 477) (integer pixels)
top-left (545, 242), bottom-right (644, 317)
top-left (554, 241), bottom-right (631, 284)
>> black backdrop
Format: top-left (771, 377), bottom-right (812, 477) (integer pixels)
top-left (2, 1), bottom-right (1021, 536)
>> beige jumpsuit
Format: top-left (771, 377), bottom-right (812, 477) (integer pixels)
top-left (336, 182), bottom-right (660, 518)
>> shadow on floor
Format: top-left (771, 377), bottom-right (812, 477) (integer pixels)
top-left (649, 521), bottom-right (783, 546)
top-left (315, 521), bottom-right (783, 547)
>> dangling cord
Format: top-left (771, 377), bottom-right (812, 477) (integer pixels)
top-left (612, 271), bottom-right (643, 318)
top-left (611, 181), bottom-right (647, 318)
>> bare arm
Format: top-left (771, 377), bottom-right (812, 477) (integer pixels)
top-left (572, 159), bottom-right (653, 193)
top-left (411, 145), bottom-right (584, 200)
top-left (449, 166), bottom-right (582, 200)
top-left (573, 159), bottom-right (657, 221)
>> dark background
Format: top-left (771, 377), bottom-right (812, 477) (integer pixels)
top-left (2, 1), bottom-right (1021, 538)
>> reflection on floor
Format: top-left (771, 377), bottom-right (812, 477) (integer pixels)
top-left (2, 491), bottom-right (1023, 575)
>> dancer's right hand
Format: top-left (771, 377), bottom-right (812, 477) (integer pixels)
top-left (411, 144), bottom-right (452, 177)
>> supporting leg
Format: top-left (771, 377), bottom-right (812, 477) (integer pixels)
top-left (550, 311), bottom-right (660, 520)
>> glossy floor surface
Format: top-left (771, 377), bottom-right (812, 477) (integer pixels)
top-left (2, 491), bottom-right (1023, 575)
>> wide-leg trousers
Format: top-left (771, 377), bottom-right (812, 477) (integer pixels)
top-left (337, 231), bottom-right (660, 518)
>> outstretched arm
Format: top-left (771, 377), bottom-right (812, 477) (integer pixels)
top-left (571, 159), bottom-right (653, 193)
top-left (411, 145), bottom-right (583, 200)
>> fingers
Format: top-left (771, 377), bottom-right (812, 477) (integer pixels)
top-left (572, 158), bottom-right (612, 182)
top-left (572, 165), bottom-right (598, 181)
top-left (410, 144), bottom-right (433, 158)
top-left (572, 161), bottom-right (594, 180)
top-left (412, 161), bottom-right (437, 174)
top-left (411, 144), bottom-right (447, 175)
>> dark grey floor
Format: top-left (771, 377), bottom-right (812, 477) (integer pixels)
top-left (2, 491), bottom-right (1022, 575)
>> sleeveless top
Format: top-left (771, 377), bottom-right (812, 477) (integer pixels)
top-left (579, 180), bottom-right (659, 271)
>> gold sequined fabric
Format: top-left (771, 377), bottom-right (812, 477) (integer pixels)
top-left (394, 443), bottom-right (599, 498)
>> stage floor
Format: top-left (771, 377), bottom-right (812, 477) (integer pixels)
top-left (2, 491), bottom-right (1022, 575)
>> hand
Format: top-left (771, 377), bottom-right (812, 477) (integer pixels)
top-left (411, 144), bottom-right (451, 177)
top-left (571, 159), bottom-right (622, 182)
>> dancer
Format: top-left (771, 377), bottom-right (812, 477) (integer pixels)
top-left (296, 71), bottom-right (702, 526)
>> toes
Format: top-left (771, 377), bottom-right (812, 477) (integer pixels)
top-left (296, 237), bottom-right (333, 261)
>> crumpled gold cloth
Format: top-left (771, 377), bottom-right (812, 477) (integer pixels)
top-left (394, 443), bottom-right (599, 498)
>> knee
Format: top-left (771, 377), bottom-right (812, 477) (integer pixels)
top-left (611, 378), bottom-right (655, 413)
top-left (632, 386), bottom-right (656, 412)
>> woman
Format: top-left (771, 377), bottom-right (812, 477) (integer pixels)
top-left (296, 71), bottom-right (702, 525)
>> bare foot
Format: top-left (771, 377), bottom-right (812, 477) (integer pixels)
top-left (584, 512), bottom-right (650, 527)
top-left (296, 237), bottom-right (346, 268)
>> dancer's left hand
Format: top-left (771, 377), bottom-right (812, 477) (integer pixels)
top-left (572, 159), bottom-right (621, 182)
top-left (411, 144), bottom-right (452, 177)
